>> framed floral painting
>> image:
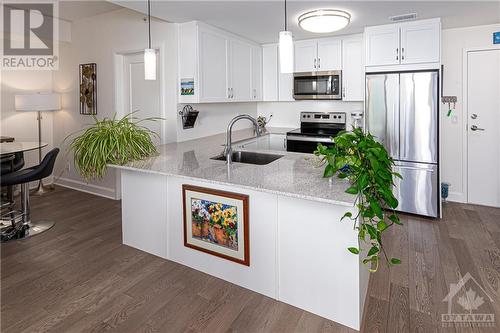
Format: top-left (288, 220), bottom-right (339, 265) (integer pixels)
top-left (182, 185), bottom-right (249, 266)
top-left (79, 63), bottom-right (97, 115)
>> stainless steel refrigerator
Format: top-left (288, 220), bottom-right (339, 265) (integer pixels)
top-left (366, 71), bottom-right (439, 218)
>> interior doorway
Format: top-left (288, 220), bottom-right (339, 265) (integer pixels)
top-left (466, 48), bottom-right (500, 207)
top-left (122, 50), bottom-right (162, 145)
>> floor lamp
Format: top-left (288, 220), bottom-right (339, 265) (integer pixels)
top-left (15, 93), bottom-right (61, 195)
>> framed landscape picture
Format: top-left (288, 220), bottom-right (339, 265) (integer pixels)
top-left (182, 185), bottom-right (249, 266)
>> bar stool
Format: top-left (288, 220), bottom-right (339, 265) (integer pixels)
top-left (1, 152), bottom-right (25, 211)
top-left (0, 148), bottom-right (59, 241)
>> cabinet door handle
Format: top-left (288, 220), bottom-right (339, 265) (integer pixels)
top-left (228, 87), bottom-right (231, 98)
top-left (318, 58), bottom-right (321, 68)
top-left (342, 87), bottom-right (345, 98)
top-left (396, 48), bottom-right (399, 61)
top-left (314, 58), bottom-right (317, 69)
top-left (231, 88), bottom-right (234, 99)
top-left (401, 47), bottom-right (405, 60)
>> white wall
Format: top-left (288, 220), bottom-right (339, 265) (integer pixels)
top-left (257, 100), bottom-right (364, 129)
top-left (441, 23), bottom-right (500, 202)
top-left (52, 8), bottom-right (178, 199)
top-left (177, 103), bottom-right (257, 142)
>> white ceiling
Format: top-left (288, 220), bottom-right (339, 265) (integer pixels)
top-left (110, 1), bottom-right (500, 43)
top-left (59, 1), bottom-right (122, 22)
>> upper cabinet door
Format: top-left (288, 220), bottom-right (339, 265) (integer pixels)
top-left (199, 28), bottom-right (229, 102)
top-left (262, 44), bottom-right (279, 101)
top-left (294, 39), bottom-right (317, 72)
top-left (365, 25), bottom-right (400, 66)
top-left (229, 39), bottom-right (252, 101)
top-left (400, 20), bottom-right (440, 64)
top-left (317, 38), bottom-right (342, 71)
top-left (342, 36), bottom-right (364, 101)
top-left (251, 45), bottom-right (262, 101)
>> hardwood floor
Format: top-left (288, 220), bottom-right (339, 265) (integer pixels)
top-left (2, 187), bottom-right (500, 332)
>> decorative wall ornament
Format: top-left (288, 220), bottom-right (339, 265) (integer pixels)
top-left (79, 63), bottom-right (97, 115)
top-left (183, 184), bottom-right (250, 266)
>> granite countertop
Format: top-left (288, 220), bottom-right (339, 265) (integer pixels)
top-left (110, 127), bottom-right (356, 207)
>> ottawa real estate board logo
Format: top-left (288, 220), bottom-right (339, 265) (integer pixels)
top-left (2, 1), bottom-right (59, 70)
top-left (442, 272), bottom-right (495, 328)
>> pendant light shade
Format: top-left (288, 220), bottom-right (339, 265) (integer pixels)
top-left (144, 0), bottom-right (156, 80)
top-left (279, 0), bottom-right (293, 73)
top-left (144, 48), bottom-right (156, 80)
top-left (279, 31), bottom-right (294, 73)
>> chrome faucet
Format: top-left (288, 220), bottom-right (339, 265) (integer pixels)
top-left (224, 114), bottom-right (261, 164)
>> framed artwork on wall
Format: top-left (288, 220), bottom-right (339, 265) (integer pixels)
top-left (79, 63), bottom-right (97, 115)
top-left (182, 184), bottom-right (250, 266)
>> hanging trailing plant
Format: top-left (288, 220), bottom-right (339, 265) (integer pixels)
top-left (314, 127), bottom-right (403, 272)
top-left (67, 112), bottom-right (160, 180)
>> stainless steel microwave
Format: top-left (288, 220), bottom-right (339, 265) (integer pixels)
top-left (293, 70), bottom-right (342, 100)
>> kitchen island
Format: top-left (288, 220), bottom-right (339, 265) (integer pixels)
top-left (111, 128), bottom-right (369, 331)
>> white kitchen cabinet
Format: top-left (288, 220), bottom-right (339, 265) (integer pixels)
top-left (199, 28), bottom-right (229, 102)
top-left (262, 45), bottom-right (279, 101)
top-left (294, 39), bottom-right (317, 72)
top-left (294, 38), bottom-right (342, 72)
top-left (229, 39), bottom-right (252, 101)
top-left (364, 24), bottom-right (400, 66)
top-left (342, 35), bottom-right (364, 101)
top-left (251, 45), bottom-right (262, 100)
top-left (178, 21), bottom-right (261, 103)
top-left (262, 43), bottom-right (294, 102)
top-left (365, 18), bottom-right (441, 68)
top-left (317, 38), bottom-right (342, 71)
top-left (400, 20), bottom-right (440, 64)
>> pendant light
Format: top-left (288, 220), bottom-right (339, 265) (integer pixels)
top-left (144, 0), bottom-right (156, 80)
top-left (279, 0), bottom-right (293, 73)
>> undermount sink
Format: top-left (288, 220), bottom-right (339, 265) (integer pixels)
top-left (211, 151), bottom-right (283, 165)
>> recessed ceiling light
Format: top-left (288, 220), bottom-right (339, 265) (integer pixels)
top-left (298, 9), bottom-right (351, 33)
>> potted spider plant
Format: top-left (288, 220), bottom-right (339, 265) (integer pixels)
top-left (315, 127), bottom-right (403, 272)
top-left (67, 112), bottom-right (160, 180)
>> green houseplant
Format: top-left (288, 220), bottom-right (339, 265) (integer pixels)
top-left (314, 127), bottom-right (402, 272)
top-left (68, 113), bottom-right (159, 179)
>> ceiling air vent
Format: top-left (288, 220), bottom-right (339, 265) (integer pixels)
top-left (389, 13), bottom-right (417, 22)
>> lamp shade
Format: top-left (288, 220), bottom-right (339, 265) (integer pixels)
top-left (15, 93), bottom-right (61, 112)
top-left (144, 48), bottom-right (157, 80)
top-left (279, 31), bottom-right (294, 73)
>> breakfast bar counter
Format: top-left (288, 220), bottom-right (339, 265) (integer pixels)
top-left (111, 128), bottom-right (369, 331)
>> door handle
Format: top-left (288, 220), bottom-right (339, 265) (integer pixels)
top-left (314, 58), bottom-right (317, 69)
top-left (318, 58), bottom-right (321, 69)
top-left (228, 88), bottom-right (231, 99)
top-left (470, 125), bottom-right (485, 131)
top-left (401, 47), bottom-right (405, 60)
top-left (396, 48), bottom-right (399, 61)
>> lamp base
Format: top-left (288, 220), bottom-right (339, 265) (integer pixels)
top-left (31, 180), bottom-right (54, 196)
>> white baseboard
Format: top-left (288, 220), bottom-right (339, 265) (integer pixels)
top-left (447, 191), bottom-right (466, 203)
top-left (54, 177), bottom-right (118, 200)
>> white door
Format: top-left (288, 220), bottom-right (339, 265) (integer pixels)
top-left (317, 38), bottom-right (342, 71)
top-left (229, 39), bottom-right (252, 101)
top-left (251, 45), bottom-right (262, 100)
top-left (262, 44), bottom-right (279, 101)
top-left (365, 25), bottom-right (400, 66)
top-left (342, 35), bottom-right (364, 101)
top-left (123, 52), bottom-right (161, 144)
top-left (199, 28), bottom-right (229, 102)
top-left (400, 20), bottom-right (440, 64)
top-left (467, 49), bottom-right (500, 207)
top-left (294, 39), bottom-right (317, 72)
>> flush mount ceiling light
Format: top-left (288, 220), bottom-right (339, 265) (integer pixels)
top-left (298, 9), bottom-right (351, 33)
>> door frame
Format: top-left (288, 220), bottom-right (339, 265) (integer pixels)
top-left (462, 46), bottom-right (500, 204)
top-left (113, 45), bottom-right (167, 143)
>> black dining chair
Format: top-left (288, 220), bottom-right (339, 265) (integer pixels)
top-left (0, 148), bottom-right (59, 241)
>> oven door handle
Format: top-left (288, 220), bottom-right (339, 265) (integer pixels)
top-left (286, 135), bottom-right (334, 143)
